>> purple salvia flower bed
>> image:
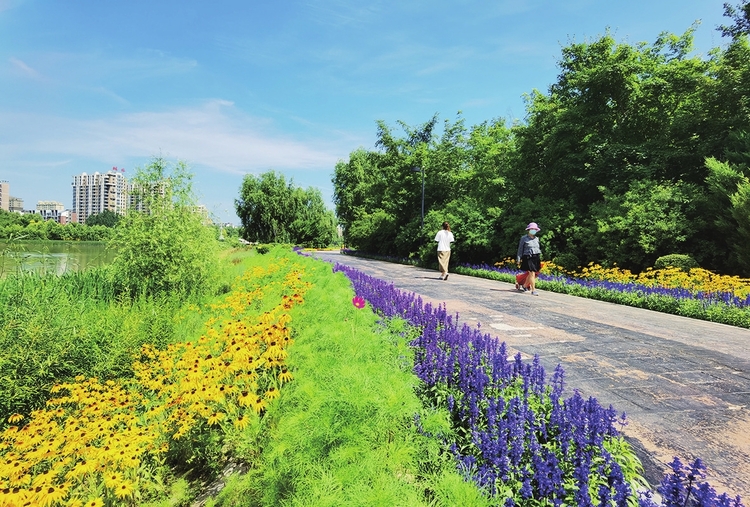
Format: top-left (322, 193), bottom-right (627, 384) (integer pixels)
top-left (331, 262), bottom-right (745, 507)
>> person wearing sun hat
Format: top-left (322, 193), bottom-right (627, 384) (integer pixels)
top-left (516, 222), bottom-right (542, 295)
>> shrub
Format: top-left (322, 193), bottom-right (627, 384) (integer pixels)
top-left (552, 252), bottom-right (580, 271)
top-left (654, 254), bottom-right (699, 272)
top-left (108, 157), bottom-right (220, 299)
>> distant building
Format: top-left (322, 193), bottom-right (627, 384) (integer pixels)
top-left (9, 196), bottom-right (24, 213)
top-left (193, 204), bottom-right (213, 225)
top-left (72, 171), bottom-right (128, 224)
top-left (127, 181), bottom-right (166, 213)
top-left (36, 201), bottom-right (66, 223)
top-left (38, 209), bottom-right (65, 223)
top-left (0, 181), bottom-right (8, 211)
top-left (37, 200), bottom-right (65, 212)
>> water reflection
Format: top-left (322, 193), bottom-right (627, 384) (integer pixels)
top-left (0, 241), bottom-right (115, 276)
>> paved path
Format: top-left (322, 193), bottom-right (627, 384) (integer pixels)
top-left (314, 252), bottom-right (750, 499)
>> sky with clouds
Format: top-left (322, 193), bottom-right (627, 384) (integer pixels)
top-left (0, 0), bottom-right (731, 224)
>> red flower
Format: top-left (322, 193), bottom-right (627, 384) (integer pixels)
top-left (352, 296), bottom-right (365, 309)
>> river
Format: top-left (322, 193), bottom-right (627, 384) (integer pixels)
top-left (0, 241), bottom-right (115, 276)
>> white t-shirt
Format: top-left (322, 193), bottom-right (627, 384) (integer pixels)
top-left (434, 229), bottom-right (455, 251)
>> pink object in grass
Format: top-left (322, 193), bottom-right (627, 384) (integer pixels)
top-left (352, 296), bottom-right (366, 309)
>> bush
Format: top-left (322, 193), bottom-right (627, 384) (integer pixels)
top-left (654, 254), bottom-right (699, 272)
top-left (552, 252), bottom-right (580, 270)
top-left (108, 157), bottom-right (220, 299)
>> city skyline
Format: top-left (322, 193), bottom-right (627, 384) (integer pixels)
top-left (1, 0), bottom-right (732, 225)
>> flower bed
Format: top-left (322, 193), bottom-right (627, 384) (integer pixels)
top-left (455, 261), bottom-right (750, 329)
top-left (0, 258), bottom-right (308, 506)
top-left (333, 262), bottom-right (745, 506)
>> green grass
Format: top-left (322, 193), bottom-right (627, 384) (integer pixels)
top-left (208, 248), bottom-right (485, 507)
top-left (0, 247), bottom-right (250, 423)
top-left (0, 246), bottom-right (489, 506)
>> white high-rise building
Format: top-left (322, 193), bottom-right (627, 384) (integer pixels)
top-left (72, 171), bottom-right (128, 224)
top-left (0, 181), bottom-right (8, 212)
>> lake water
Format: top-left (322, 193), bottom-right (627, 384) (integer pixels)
top-left (0, 241), bottom-right (115, 276)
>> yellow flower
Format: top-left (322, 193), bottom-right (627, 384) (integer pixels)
top-left (251, 397), bottom-right (266, 414)
top-left (233, 415), bottom-right (250, 430)
top-left (40, 484), bottom-right (69, 506)
top-left (103, 471), bottom-right (123, 490)
top-left (207, 412), bottom-right (226, 426)
top-left (237, 390), bottom-right (253, 407)
top-left (264, 386), bottom-right (280, 400)
top-left (278, 368), bottom-right (293, 383)
top-left (114, 481), bottom-right (134, 499)
top-left (84, 498), bottom-right (104, 507)
top-left (7, 413), bottom-right (24, 424)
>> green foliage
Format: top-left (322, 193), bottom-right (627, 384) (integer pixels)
top-left (213, 250), bottom-right (475, 507)
top-left (654, 254), bottom-right (699, 271)
top-left (0, 209), bottom-right (113, 241)
top-left (552, 252), bottom-right (581, 270)
top-left (589, 180), bottom-right (704, 269)
top-left (719, 1), bottom-right (750, 38)
top-left (108, 157), bottom-right (220, 299)
top-left (235, 171), bottom-right (338, 247)
top-left (0, 268), bottom-right (187, 422)
top-left (730, 178), bottom-right (750, 272)
top-left (333, 21), bottom-right (750, 276)
top-left (705, 156), bottom-right (750, 273)
top-left (334, 115), bottom-right (514, 260)
top-left (85, 209), bottom-right (121, 227)
top-left (347, 209), bottom-right (398, 255)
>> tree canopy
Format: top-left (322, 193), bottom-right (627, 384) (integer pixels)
top-left (333, 19), bottom-right (750, 275)
top-left (85, 210), bottom-right (121, 228)
top-left (235, 171), bottom-right (338, 248)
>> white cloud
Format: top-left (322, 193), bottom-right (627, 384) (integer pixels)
top-left (0, 99), bottom-right (348, 174)
top-left (9, 57), bottom-right (42, 79)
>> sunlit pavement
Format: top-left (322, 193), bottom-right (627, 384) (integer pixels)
top-left (314, 251), bottom-right (750, 499)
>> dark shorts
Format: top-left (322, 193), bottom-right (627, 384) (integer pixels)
top-left (521, 254), bottom-right (541, 273)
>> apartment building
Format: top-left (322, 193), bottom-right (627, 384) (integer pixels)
top-left (0, 181), bottom-right (8, 211)
top-left (9, 196), bottom-right (24, 212)
top-left (72, 171), bottom-right (128, 224)
top-left (37, 200), bottom-right (64, 212)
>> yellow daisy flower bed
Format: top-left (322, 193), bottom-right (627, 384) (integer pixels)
top-left (0, 257), bottom-right (310, 507)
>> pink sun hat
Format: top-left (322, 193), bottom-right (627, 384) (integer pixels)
top-left (525, 222), bottom-right (540, 231)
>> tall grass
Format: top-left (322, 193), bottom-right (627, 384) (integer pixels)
top-left (0, 249), bottom-right (248, 425)
top-left (211, 247), bottom-right (485, 507)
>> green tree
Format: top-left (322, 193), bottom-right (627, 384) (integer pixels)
top-left (719, 1), bottom-right (750, 38)
top-left (235, 171), bottom-right (338, 247)
top-left (108, 157), bottom-right (219, 298)
top-left (705, 157), bottom-right (750, 273)
top-left (589, 180), bottom-right (703, 268)
top-left (86, 210), bottom-right (121, 228)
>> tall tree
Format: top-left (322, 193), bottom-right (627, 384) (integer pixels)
top-left (85, 210), bottom-right (121, 228)
top-left (236, 171), bottom-right (337, 247)
top-left (109, 157), bottom-right (219, 298)
top-left (719, 1), bottom-right (750, 38)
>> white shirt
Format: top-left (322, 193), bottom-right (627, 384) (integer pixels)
top-left (434, 229), bottom-right (455, 251)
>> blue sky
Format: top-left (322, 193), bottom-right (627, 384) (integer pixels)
top-left (0, 0), bottom-right (730, 224)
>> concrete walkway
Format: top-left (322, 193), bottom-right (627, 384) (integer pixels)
top-left (314, 251), bottom-right (750, 499)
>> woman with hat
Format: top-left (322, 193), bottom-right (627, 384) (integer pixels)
top-left (516, 222), bottom-right (542, 295)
